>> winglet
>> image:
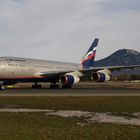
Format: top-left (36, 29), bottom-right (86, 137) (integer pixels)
top-left (81, 38), bottom-right (99, 69)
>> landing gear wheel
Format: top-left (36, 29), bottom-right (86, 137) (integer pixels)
top-left (0, 85), bottom-right (5, 90)
top-left (32, 85), bottom-right (35, 89)
top-left (38, 84), bottom-right (42, 89)
top-left (32, 84), bottom-right (42, 89)
top-left (0, 81), bottom-right (5, 90)
top-left (50, 84), bottom-right (60, 89)
top-left (62, 84), bottom-right (72, 89)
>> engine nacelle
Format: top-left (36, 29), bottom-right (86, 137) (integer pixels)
top-left (59, 75), bottom-right (80, 85)
top-left (92, 69), bottom-right (111, 82)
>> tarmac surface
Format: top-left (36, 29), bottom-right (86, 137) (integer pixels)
top-left (0, 82), bottom-right (139, 96)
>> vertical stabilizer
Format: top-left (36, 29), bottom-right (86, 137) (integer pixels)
top-left (81, 38), bottom-right (99, 69)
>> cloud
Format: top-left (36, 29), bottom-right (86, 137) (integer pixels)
top-left (0, 0), bottom-right (140, 62)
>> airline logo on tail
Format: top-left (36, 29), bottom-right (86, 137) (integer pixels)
top-left (81, 38), bottom-right (99, 69)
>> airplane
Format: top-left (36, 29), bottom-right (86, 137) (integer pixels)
top-left (0, 38), bottom-right (139, 90)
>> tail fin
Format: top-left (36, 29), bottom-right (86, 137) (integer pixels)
top-left (81, 38), bottom-right (99, 69)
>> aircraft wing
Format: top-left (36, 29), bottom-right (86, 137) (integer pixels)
top-left (36, 65), bottom-right (140, 78)
top-left (35, 70), bottom-right (73, 78)
top-left (82, 65), bottom-right (140, 73)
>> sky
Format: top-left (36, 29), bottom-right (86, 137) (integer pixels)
top-left (0, 0), bottom-right (140, 63)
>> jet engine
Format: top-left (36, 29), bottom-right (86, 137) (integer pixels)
top-left (59, 75), bottom-right (80, 85)
top-left (92, 69), bottom-right (111, 82)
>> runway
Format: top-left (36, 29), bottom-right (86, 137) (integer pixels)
top-left (0, 82), bottom-right (139, 96)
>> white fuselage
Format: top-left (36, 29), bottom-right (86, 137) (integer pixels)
top-left (0, 57), bottom-right (81, 80)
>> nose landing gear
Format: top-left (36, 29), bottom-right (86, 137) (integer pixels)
top-left (0, 82), bottom-right (5, 90)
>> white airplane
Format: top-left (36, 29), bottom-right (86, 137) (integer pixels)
top-left (0, 38), bottom-right (139, 90)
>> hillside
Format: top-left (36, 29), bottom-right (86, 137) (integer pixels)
top-left (94, 49), bottom-right (140, 67)
top-left (94, 49), bottom-right (140, 75)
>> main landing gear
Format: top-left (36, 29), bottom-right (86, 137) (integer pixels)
top-left (31, 82), bottom-right (72, 89)
top-left (49, 83), bottom-right (72, 89)
top-left (61, 84), bottom-right (72, 89)
top-left (50, 83), bottom-right (60, 89)
top-left (32, 82), bottom-right (42, 89)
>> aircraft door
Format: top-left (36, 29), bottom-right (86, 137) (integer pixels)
top-left (27, 63), bottom-right (33, 72)
top-left (0, 61), bottom-right (6, 71)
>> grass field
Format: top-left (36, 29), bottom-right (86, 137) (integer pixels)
top-left (0, 96), bottom-right (140, 140)
top-left (0, 113), bottom-right (140, 140)
top-left (0, 96), bottom-right (140, 112)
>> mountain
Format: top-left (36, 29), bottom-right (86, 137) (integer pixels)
top-left (94, 49), bottom-right (140, 67)
top-left (94, 49), bottom-right (140, 75)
